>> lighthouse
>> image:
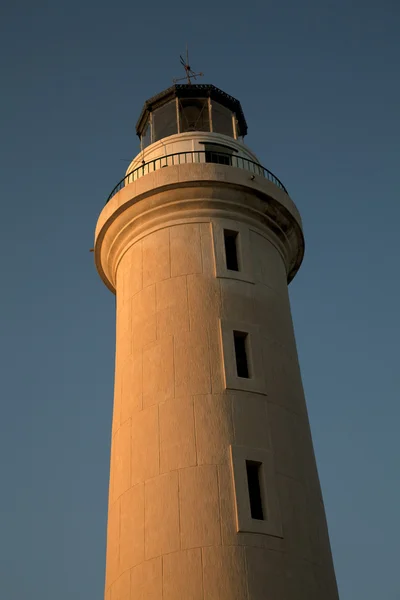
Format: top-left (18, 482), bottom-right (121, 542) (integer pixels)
top-left (94, 82), bottom-right (339, 599)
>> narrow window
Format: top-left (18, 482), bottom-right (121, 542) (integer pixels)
top-left (224, 229), bottom-right (239, 271)
top-left (246, 460), bottom-right (264, 520)
top-left (233, 331), bottom-right (250, 378)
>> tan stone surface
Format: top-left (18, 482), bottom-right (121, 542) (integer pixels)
top-left (174, 329), bottom-right (211, 397)
top-left (142, 228), bottom-right (170, 287)
top-left (142, 336), bottom-right (174, 407)
top-left (163, 548), bottom-right (203, 600)
top-left (120, 351), bottom-right (142, 422)
top-left (170, 223), bottom-right (202, 276)
top-left (111, 420), bottom-right (131, 503)
top-left (194, 394), bottom-right (233, 465)
top-left (119, 484), bottom-right (144, 573)
top-left (220, 278), bottom-right (255, 321)
top-left (111, 570), bottom-right (130, 600)
top-left (267, 403), bottom-right (308, 480)
top-left (262, 341), bottom-right (307, 416)
top-left (131, 557), bottom-right (162, 600)
top-left (119, 240), bottom-right (143, 304)
top-left (179, 465), bottom-right (221, 549)
top-left (250, 230), bottom-right (288, 293)
top-left (131, 285), bottom-right (156, 350)
top-left (115, 301), bottom-right (132, 366)
top-left (246, 546), bottom-right (285, 600)
top-left (145, 472), bottom-right (180, 559)
top-left (187, 273), bottom-right (221, 331)
top-left (209, 323), bottom-right (226, 393)
top-left (202, 546), bottom-right (247, 600)
top-left (105, 498), bottom-right (120, 590)
top-left (255, 283), bottom-right (296, 350)
top-left (156, 275), bottom-right (190, 337)
top-left (131, 406), bottom-right (159, 485)
top-left (200, 222), bottom-right (215, 275)
top-left (159, 397), bottom-right (196, 472)
top-left (284, 556), bottom-right (318, 600)
top-left (232, 392), bottom-right (270, 449)
top-left (278, 474), bottom-right (312, 561)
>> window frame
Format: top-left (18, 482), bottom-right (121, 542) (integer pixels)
top-left (212, 219), bottom-right (254, 284)
top-left (219, 320), bottom-right (265, 394)
top-left (230, 445), bottom-right (283, 537)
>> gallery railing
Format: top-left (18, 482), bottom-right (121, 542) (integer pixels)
top-left (106, 150), bottom-right (288, 203)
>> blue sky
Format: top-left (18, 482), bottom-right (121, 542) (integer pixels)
top-left (0, 0), bottom-right (399, 598)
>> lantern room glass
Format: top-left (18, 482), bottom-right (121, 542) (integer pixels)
top-left (179, 99), bottom-right (210, 133)
top-left (140, 96), bottom-right (241, 145)
top-left (153, 101), bottom-right (178, 142)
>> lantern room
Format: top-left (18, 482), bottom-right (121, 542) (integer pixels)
top-left (136, 84), bottom-right (248, 148)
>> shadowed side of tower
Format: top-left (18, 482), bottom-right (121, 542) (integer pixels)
top-left (95, 84), bottom-right (339, 600)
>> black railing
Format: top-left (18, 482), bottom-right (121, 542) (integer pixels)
top-left (106, 150), bottom-right (288, 203)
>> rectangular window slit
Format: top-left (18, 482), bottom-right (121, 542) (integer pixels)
top-left (224, 229), bottom-right (240, 271)
top-left (246, 460), bottom-right (264, 520)
top-left (233, 331), bottom-right (250, 378)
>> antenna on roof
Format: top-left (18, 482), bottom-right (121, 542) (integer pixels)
top-left (173, 45), bottom-right (203, 85)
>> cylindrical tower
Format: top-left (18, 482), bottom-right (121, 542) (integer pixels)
top-left (95, 84), bottom-right (339, 600)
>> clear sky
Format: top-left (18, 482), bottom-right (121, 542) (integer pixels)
top-left (0, 0), bottom-right (399, 598)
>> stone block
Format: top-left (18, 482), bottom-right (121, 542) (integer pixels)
top-left (115, 300), bottom-right (132, 364)
top-left (163, 548), bottom-right (203, 600)
top-left (142, 228), bottom-right (170, 287)
top-left (132, 286), bottom-right (156, 350)
top-left (119, 484), bottom-right (144, 573)
top-left (179, 465), bottom-right (221, 549)
top-left (268, 403), bottom-right (312, 481)
top-left (187, 273), bottom-right (221, 332)
top-left (118, 240), bottom-right (143, 307)
top-left (131, 405), bottom-right (159, 485)
top-left (217, 463), bottom-right (238, 546)
top-left (254, 283), bottom-right (296, 350)
top-left (250, 230), bottom-right (287, 293)
top-left (156, 275), bottom-right (190, 338)
top-left (246, 546), bottom-right (285, 600)
top-left (313, 562), bottom-right (340, 600)
top-left (145, 472), bottom-right (180, 559)
top-left (105, 498), bottom-right (120, 590)
top-left (111, 569), bottom-right (130, 600)
top-left (120, 350), bottom-right (143, 422)
top-left (232, 392), bottom-right (270, 449)
top-left (200, 222), bottom-right (215, 275)
top-left (194, 394), bottom-right (233, 465)
top-left (262, 341), bottom-right (307, 416)
top-left (209, 323), bottom-right (226, 394)
top-left (174, 329), bottom-right (211, 397)
top-left (131, 557), bottom-right (162, 600)
top-left (112, 367), bottom-right (122, 435)
top-left (170, 223), bottom-right (202, 276)
top-left (220, 278), bottom-right (255, 321)
top-left (142, 336), bottom-right (174, 407)
top-left (111, 419), bottom-right (131, 503)
top-left (202, 546), bottom-right (247, 600)
top-left (277, 474), bottom-right (312, 561)
top-left (159, 397), bottom-right (196, 472)
top-left (284, 556), bottom-right (319, 600)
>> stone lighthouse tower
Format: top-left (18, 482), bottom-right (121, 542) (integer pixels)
top-left (94, 83), bottom-right (339, 600)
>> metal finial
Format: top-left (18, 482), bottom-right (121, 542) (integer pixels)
top-left (173, 45), bottom-right (203, 85)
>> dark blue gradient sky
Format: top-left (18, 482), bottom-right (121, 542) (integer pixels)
top-left (0, 1), bottom-right (399, 598)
